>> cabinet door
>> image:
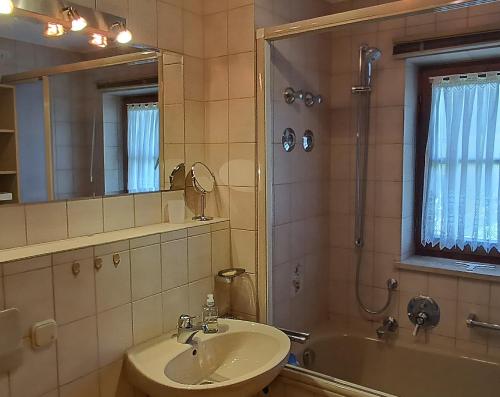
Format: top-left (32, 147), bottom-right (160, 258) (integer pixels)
top-left (96, 0), bottom-right (128, 18)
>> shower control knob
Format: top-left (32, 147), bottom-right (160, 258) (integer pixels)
top-left (407, 296), bottom-right (440, 337)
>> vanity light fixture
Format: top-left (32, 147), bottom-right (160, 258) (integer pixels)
top-left (111, 21), bottom-right (132, 44)
top-left (89, 33), bottom-right (107, 48)
top-left (0, 0), bottom-right (14, 14)
top-left (45, 22), bottom-right (65, 37)
top-left (63, 6), bottom-right (87, 31)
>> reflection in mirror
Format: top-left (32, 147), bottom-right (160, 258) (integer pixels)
top-left (191, 162), bottom-right (216, 222)
top-left (0, 4), bottom-right (185, 204)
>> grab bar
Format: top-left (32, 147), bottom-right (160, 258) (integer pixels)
top-left (278, 327), bottom-right (311, 344)
top-left (466, 314), bottom-right (500, 331)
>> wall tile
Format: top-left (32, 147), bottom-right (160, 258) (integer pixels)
top-left (26, 202), bottom-right (67, 244)
top-left (95, 251), bottom-right (131, 313)
top-left (162, 285), bottom-right (189, 332)
top-left (103, 195), bottom-right (134, 232)
top-left (3, 255), bottom-right (51, 276)
top-left (229, 187), bottom-right (255, 230)
top-left (204, 11), bottom-right (228, 58)
top-left (183, 11), bottom-right (204, 57)
top-left (228, 52), bottom-right (255, 99)
top-left (132, 294), bottom-right (163, 344)
top-left (229, 143), bottom-right (256, 186)
top-left (205, 57), bottom-right (229, 100)
top-left (211, 228), bottom-right (230, 274)
top-left (228, 5), bottom-right (255, 54)
top-left (161, 238), bottom-right (188, 290)
top-left (458, 279), bottom-right (490, 306)
top-left (185, 100), bottom-right (205, 143)
top-left (187, 233), bottom-right (212, 281)
top-left (205, 100), bottom-right (229, 143)
top-left (130, 244), bottom-right (162, 300)
top-left (59, 371), bottom-right (99, 397)
top-left (9, 339), bottom-right (57, 397)
top-left (188, 277), bottom-right (212, 317)
top-left (5, 268), bottom-right (54, 337)
top-left (231, 229), bottom-right (256, 272)
top-left (57, 316), bottom-right (99, 384)
top-left (0, 205), bottom-right (26, 249)
top-left (54, 258), bottom-right (96, 325)
top-left (97, 304), bottom-right (133, 367)
top-left (129, 0), bottom-right (157, 47)
top-left (67, 198), bottom-right (103, 238)
top-left (228, 98), bottom-right (255, 143)
top-left (134, 193), bottom-right (162, 227)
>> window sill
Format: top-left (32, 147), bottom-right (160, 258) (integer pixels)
top-left (397, 255), bottom-right (500, 281)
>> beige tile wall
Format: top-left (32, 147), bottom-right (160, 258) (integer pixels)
top-left (199, 0), bottom-right (259, 320)
top-left (0, 221), bottom-right (230, 397)
top-left (328, 3), bottom-right (500, 359)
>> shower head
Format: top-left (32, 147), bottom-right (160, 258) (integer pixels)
top-left (353, 45), bottom-right (382, 92)
top-left (365, 47), bottom-right (382, 62)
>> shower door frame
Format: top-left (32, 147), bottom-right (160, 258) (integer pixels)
top-left (255, 0), bottom-right (500, 323)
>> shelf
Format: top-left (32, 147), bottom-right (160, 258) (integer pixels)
top-left (0, 171), bottom-right (17, 175)
top-left (0, 129), bottom-right (15, 134)
top-left (0, 218), bottom-right (229, 264)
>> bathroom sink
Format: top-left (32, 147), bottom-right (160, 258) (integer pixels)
top-left (126, 319), bottom-right (290, 397)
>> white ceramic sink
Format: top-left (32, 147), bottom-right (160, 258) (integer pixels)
top-left (126, 319), bottom-right (290, 397)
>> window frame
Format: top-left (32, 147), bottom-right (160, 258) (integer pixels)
top-left (415, 58), bottom-right (500, 265)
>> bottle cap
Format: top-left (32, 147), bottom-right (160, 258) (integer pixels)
top-left (207, 293), bottom-right (215, 306)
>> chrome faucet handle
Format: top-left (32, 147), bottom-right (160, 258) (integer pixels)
top-left (407, 296), bottom-right (440, 336)
top-left (178, 314), bottom-right (196, 329)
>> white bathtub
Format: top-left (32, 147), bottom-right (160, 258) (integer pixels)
top-left (284, 333), bottom-right (500, 397)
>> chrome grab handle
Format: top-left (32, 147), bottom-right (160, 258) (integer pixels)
top-left (466, 314), bottom-right (500, 332)
top-left (278, 327), bottom-right (311, 344)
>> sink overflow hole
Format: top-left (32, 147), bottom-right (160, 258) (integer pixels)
top-left (192, 349), bottom-right (197, 356)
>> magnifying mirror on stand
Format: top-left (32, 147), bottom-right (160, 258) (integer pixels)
top-left (191, 162), bottom-right (216, 221)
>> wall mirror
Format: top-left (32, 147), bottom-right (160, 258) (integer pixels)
top-left (0, 1), bottom-right (185, 205)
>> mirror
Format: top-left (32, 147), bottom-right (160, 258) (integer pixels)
top-left (0, 5), bottom-right (185, 205)
top-left (191, 162), bottom-right (215, 221)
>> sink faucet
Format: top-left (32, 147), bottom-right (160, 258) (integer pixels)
top-left (376, 317), bottom-right (398, 339)
top-left (177, 314), bottom-right (202, 344)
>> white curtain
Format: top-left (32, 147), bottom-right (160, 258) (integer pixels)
top-left (422, 73), bottom-right (500, 252)
top-left (127, 103), bottom-right (160, 193)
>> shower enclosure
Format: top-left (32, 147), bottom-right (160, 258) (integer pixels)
top-left (257, 1), bottom-right (500, 396)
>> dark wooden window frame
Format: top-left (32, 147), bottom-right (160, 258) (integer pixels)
top-left (415, 58), bottom-right (500, 264)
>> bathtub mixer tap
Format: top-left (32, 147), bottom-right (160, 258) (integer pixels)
top-left (407, 296), bottom-right (440, 336)
top-left (376, 317), bottom-right (398, 339)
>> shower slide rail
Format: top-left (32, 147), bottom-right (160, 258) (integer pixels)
top-left (466, 314), bottom-right (500, 331)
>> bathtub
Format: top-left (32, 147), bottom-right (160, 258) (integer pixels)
top-left (282, 333), bottom-right (500, 397)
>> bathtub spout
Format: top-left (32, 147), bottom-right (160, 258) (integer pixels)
top-left (376, 317), bottom-right (398, 339)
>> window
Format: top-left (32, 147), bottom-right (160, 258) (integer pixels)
top-left (416, 60), bottom-right (500, 264)
top-left (125, 98), bottom-right (160, 193)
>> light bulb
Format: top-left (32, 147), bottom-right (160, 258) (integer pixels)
top-left (111, 22), bottom-right (132, 44)
top-left (116, 29), bottom-right (132, 44)
top-left (0, 0), bottom-right (14, 14)
top-left (89, 33), bottom-right (107, 48)
top-left (45, 23), bottom-right (65, 37)
top-left (71, 16), bottom-right (87, 31)
top-left (63, 7), bottom-right (87, 32)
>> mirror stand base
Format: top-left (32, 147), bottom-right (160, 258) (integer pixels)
top-left (192, 215), bottom-right (214, 222)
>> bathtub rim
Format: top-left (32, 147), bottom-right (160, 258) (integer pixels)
top-left (279, 365), bottom-right (396, 397)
